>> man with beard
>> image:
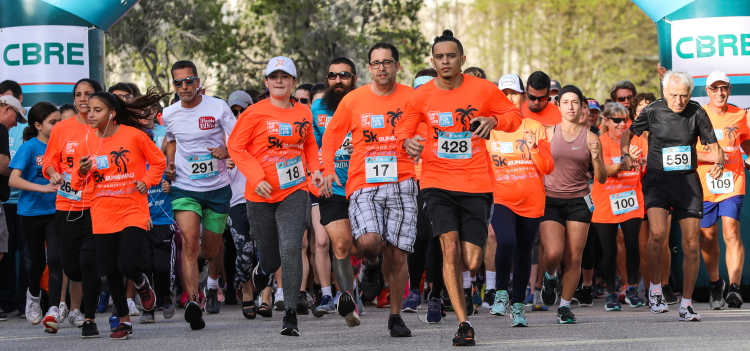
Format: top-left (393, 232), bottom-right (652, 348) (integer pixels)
top-left (522, 71), bottom-right (561, 127)
top-left (311, 57), bottom-right (360, 318)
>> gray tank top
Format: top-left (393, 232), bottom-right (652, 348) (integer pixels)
top-left (544, 124), bottom-right (591, 199)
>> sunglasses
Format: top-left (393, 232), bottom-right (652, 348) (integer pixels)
top-left (616, 95), bottom-right (633, 102)
top-left (527, 93), bottom-right (550, 102)
top-left (12, 108), bottom-right (23, 123)
top-left (298, 98), bottom-right (310, 104)
top-left (173, 76), bottom-right (198, 88)
top-left (231, 108), bottom-right (245, 117)
top-left (707, 85), bottom-right (730, 93)
top-left (607, 117), bottom-right (627, 124)
top-left (327, 71), bottom-right (354, 80)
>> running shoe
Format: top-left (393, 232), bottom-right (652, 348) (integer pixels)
top-left (355, 288), bottom-right (365, 317)
top-left (274, 290), bottom-right (285, 311)
top-left (426, 296), bottom-right (443, 324)
top-left (204, 287), bottom-right (221, 314)
top-left (541, 275), bottom-right (558, 306)
top-left (452, 321), bottom-right (476, 346)
top-left (360, 258), bottom-right (382, 302)
top-left (726, 283), bottom-right (744, 308)
top-left (605, 293), bottom-right (621, 311)
top-left (81, 320), bottom-right (100, 339)
top-left (217, 286), bottom-right (225, 303)
top-left (679, 305), bottom-right (702, 321)
top-left (482, 289), bottom-right (496, 309)
top-left (471, 284), bottom-right (482, 307)
top-left (127, 298), bottom-right (141, 316)
top-left (618, 286), bottom-right (627, 304)
top-left (58, 302), bottom-right (69, 323)
top-left (593, 283), bottom-right (605, 299)
top-left (179, 292), bottom-right (189, 308)
top-left (333, 291), bottom-right (341, 308)
top-left (184, 299), bottom-right (205, 330)
top-left (109, 315), bottom-right (120, 332)
top-left (401, 289), bottom-right (421, 313)
top-left (25, 289), bottom-right (42, 325)
top-left (337, 291), bottom-right (360, 327)
top-left (649, 291), bottom-right (669, 313)
top-left (139, 311), bottom-right (155, 324)
top-left (69, 308), bottom-right (85, 327)
top-left (110, 322), bottom-right (133, 340)
top-left (97, 291), bottom-right (110, 313)
top-left (490, 290), bottom-right (509, 316)
top-left (510, 303), bottom-right (527, 327)
top-left (163, 295), bottom-right (176, 319)
top-left (463, 288), bottom-right (475, 316)
top-left (315, 295), bottom-right (336, 314)
top-left (625, 286), bottom-right (645, 307)
top-left (136, 277), bottom-right (157, 312)
top-left (0, 313), bottom-right (6, 321)
top-left (281, 308), bottom-right (299, 336)
top-left (388, 314), bottom-right (412, 337)
top-left (42, 308), bottom-right (59, 334)
top-left (578, 285), bottom-right (594, 307)
top-left (532, 291), bottom-right (548, 311)
top-left (663, 284), bottom-right (679, 305)
top-left (251, 265), bottom-right (271, 292)
top-left (297, 291), bottom-right (310, 315)
top-left (523, 290), bottom-right (534, 306)
top-left (557, 306), bottom-right (576, 324)
top-left (709, 279), bottom-right (726, 310)
top-left (377, 288), bottom-right (391, 308)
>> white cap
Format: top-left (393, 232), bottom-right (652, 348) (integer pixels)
top-left (498, 74), bottom-right (523, 93)
top-left (265, 56), bottom-right (297, 78)
top-left (227, 91), bottom-right (253, 109)
top-left (0, 95), bottom-right (27, 121)
top-left (706, 71), bottom-right (730, 86)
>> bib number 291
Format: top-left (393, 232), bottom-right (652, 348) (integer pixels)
top-left (187, 154), bottom-right (219, 179)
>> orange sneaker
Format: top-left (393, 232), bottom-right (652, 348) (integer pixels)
top-left (377, 288), bottom-right (390, 308)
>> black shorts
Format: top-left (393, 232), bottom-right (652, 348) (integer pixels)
top-left (642, 171), bottom-right (703, 220)
top-left (541, 196), bottom-right (593, 225)
top-left (318, 194), bottom-right (349, 226)
top-left (96, 226), bottom-right (148, 277)
top-left (421, 188), bottom-right (493, 248)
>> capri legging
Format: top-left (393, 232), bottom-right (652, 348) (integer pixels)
top-left (492, 204), bottom-right (540, 304)
top-left (593, 218), bottom-right (642, 294)
top-left (227, 203), bottom-right (255, 283)
top-left (408, 189), bottom-right (431, 290)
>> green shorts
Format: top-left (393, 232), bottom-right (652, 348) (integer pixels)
top-left (170, 185), bottom-right (231, 234)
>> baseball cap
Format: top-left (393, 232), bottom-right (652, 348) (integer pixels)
top-left (413, 75), bottom-right (435, 89)
top-left (265, 56), bottom-right (297, 78)
top-left (706, 71), bottom-right (730, 86)
top-left (550, 80), bottom-right (562, 92)
top-left (587, 98), bottom-right (601, 111)
top-left (498, 74), bottom-right (524, 93)
top-left (0, 95), bottom-right (27, 123)
top-left (227, 91), bottom-right (253, 109)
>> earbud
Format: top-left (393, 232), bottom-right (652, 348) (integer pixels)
top-left (109, 113), bottom-right (113, 119)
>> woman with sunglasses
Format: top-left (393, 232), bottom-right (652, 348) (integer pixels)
top-left (591, 102), bottom-right (647, 311)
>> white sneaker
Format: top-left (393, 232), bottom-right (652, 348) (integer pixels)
top-left (649, 291), bottom-right (669, 313)
top-left (42, 307), bottom-right (60, 334)
top-left (274, 290), bottom-right (285, 311)
top-left (128, 298), bottom-right (141, 316)
top-left (68, 308), bottom-right (85, 327)
top-left (58, 302), bottom-right (69, 323)
top-left (25, 289), bottom-right (42, 325)
top-left (679, 305), bottom-right (702, 321)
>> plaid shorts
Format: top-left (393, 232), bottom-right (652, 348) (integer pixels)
top-left (348, 178), bottom-right (418, 252)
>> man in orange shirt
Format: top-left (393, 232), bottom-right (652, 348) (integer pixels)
top-left (696, 71), bottom-right (750, 310)
top-left (396, 30), bottom-right (522, 346)
top-left (522, 72), bottom-right (561, 127)
top-left (321, 42), bottom-right (416, 337)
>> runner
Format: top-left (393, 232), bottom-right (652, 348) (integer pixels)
top-left (42, 78), bottom-right (103, 337)
top-left (321, 42), bottom-right (416, 336)
top-left (523, 72), bottom-right (561, 127)
top-left (227, 56), bottom-right (322, 336)
top-left (620, 70), bottom-right (724, 321)
top-left (610, 80), bottom-right (637, 110)
top-left (497, 74), bottom-right (525, 110)
top-left (539, 85), bottom-right (606, 324)
top-left (294, 84), bottom-right (313, 107)
top-left (163, 60), bottom-right (236, 329)
top-left (591, 102), bottom-right (646, 311)
top-left (71, 90), bottom-right (166, 339)
top-left (396, 30), bottom-right (522, 346)
top-left (696, 72), bottom-right (750, 309)
top-left (8, 102), bottom-right (61, 333)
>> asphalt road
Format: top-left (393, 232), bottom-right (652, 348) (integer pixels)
top-left (2, 301), bottom-right (750, 350)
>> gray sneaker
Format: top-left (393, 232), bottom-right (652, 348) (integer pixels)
top-left (139, 311), bottom-right (155, 324)
top-left (709, 280), bottom-right (726, 310)
top-left (163, 296), bottom-right (176, 319)
top-left (315, 295), bottom-right (336, 314)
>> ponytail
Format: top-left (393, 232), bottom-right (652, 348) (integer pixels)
top-left (89, 87), bottom-right (169, 132)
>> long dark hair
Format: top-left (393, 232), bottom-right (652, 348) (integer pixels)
top-left (72, 78), bottom-right (103, 100)
top-left (88, 87), bottom-right (170, 132)
top-left (23, 102), bottom-right (59, 141)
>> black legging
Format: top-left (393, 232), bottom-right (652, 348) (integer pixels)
top-left (21, 214), bottom-right (62, 307)
top-left (408, 190), bottom-right (431, 290)
top-left (581, 225), bottom-right (602, 271)
top-left (593, 218), bottom-right (642, 294)
top-left (492, 204), bottom-right (540, 304)
top-left (57, 210), bottom-right (100, 320)
top-left (96, 227), bottom-right (148, 319)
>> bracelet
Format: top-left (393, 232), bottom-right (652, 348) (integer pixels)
top-left (621, 154), bottom-right (631, 159)
top-left (716, 162), bottom-right (724, 168)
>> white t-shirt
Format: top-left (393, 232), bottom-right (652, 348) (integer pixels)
top-left (228, 167), bottom-right (246, 208)
top-left (163, 96), bottom-right (236, 192)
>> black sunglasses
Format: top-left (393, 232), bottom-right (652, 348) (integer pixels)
top-left (527, 93), bottom-right (550, 102)
top-left (327, 71), bottom-right (354, 80)
top-left (173, 76), bottom-right (198, 88)
top-left (298, 98), bottom-right (310, 104)
top-left (232, 108), bottom-right (246, 117)
top-left (607, 117), bottom-right (627, 124)
top-left (616, 95), bottom-right (633, 102)
top-left (12, 108), bottom-right (23, 123)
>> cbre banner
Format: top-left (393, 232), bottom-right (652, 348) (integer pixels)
top-left (0, 0), bottom-right (139, 107)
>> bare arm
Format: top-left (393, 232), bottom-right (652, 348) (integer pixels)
top-left (619, 129), bottom-right (635, 170)
top-left (0, 154), bottom-right (10, 177)
top-left (706, 142), bottom-right (725, 180)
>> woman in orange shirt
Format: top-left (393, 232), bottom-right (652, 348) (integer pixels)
top-left (227, 57), bottom-right (322, 337)
top-left (73, 90), bottom-right (167, 340)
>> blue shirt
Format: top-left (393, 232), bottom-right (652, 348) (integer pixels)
top-left (311, 99), bottom-right (349, 197)
top-left (9, 137), bottom-right (55, 216)
top-left (148, 126), bottom-right (173, 225)
top-left (6, 123), bottom-right (27, 204)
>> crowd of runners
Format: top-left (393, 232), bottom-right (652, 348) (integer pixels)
top-left (0, 29), bottom-right (746, 346)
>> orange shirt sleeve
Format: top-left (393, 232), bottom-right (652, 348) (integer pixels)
top-left (140, 133), bottom-right (167, 188)
top-left (395, 98), bottom-right (423, 150)
top-left (737, 109), bottom-right (750, 143)
top-left (42, 127), bottom-right (64, 179)
top-left (321, 99), bottom-right (352, 178)
top-left (227, 113), bottom-right (266, 191)
top-left (531, 139), bottom-right (554, 175)
top-left (489, 87), bottom-right (523, 132)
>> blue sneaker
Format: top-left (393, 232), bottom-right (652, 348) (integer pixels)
top-left (490, 290), bottom-right (509, 316)
top-left (426, 297), bottom-right (443, 323)
top-left (523, 290), bottom-right (534, 306)
top-left (97, 292), bottom-right (110, 313)
top-left (605, 293), bottom-right (621, 311)
top-left (108, 314), bottom-right (120, 332)
top-left (333, 291), bottom-right (342, 308)
top-left (401, 289), bottom-right (421, 313)
top-left (510, 303), bottom-right (528, 327)
top-left (315, 295), bottom-right (336, 314)
top-left (625, 286), bottom-right (645, 307)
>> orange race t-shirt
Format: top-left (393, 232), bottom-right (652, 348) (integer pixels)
top-left (41, 115), bottom-right (95, 211)
top-left (413, 123), bottom-right (429, 180)
top-left (227, 99), bottom-right (321, 203)
top-left (591, 132), bottom-right (647, 223)
top-left (487, 118), bottom-right (554, 218)
top-left (697, 105), bottom-right (750, 203)
top-left (71, 125), bottom-right (166, 234)
top-left (321, 84), bottom-right (415, 197)
top-left (395, 74), bottom-right (523, 193)
top-left (522, 101), bottom-right (561, 127)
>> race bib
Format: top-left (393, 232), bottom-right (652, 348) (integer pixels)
top-left (276, 156), bottom-right (305, 189)
top-left (437, 131), bottom-right (471, 159)
top-left (584, 194), bottom-right (595, 212)
top-left (706, 171), bottom-right (734, 194)
top-left (187, 154), bottom-right (219, 179)
top-left (365, 156), bottom-right (397, 183)
top-left (609, 190), bottom-right (638, 215)
top-left (338, 132), bottom-right (352, 152)
top-left (57, 172), bottom-right (81, 201)
top-left (662, 146), bottom-right (691, 171)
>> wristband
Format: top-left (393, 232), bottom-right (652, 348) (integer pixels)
top-left (716, 162), bottom-right (724, 168)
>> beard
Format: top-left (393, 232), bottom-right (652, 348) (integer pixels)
top-left (321, 82), bottom-right (355, 111)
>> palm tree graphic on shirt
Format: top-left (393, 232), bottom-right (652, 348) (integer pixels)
top-left (455, 105), bottom-right (478, 131)
top-left (110, 147), bottom-right (131, 173)
top-left (294, 118), bottom-right (311, 143)
top-left (387, 109), bottom-right (403, 134)
top-left (516, 139), bottom-right (531, 159)
top-left (725, 126), bottom-right (739, 146)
